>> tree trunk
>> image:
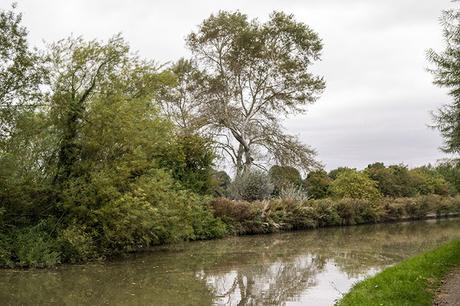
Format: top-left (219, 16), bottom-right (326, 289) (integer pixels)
top-left (53, 99), bottom-right (83, 185)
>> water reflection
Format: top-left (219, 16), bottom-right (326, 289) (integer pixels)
top-left (1, 219), bottom-right (459, 306)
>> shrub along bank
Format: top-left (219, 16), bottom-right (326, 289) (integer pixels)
top-left (210, 195), bottom-right (460, 235)
top-left (2, 194), bottom-right (459, 268)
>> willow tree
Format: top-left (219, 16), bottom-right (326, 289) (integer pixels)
top-left (45, 35), bottom-right (167, 185)
top-left (182, 11), bottom-right (325, 175)
top-left (428, 4), bottom-right (460, 155)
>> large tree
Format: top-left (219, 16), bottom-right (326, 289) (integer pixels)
top-left (167, 11), bottom-right (325, 175)
top-left (428, 4), bottom-right (460, 155)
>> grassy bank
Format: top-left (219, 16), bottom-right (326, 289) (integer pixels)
top-left (337, 240), bottom-right (460, 306)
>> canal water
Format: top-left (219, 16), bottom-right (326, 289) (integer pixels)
top-left (1, 218), bottom-right (460, 305)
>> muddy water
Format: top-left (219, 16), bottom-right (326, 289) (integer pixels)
top-left (1, 218), bottom-right (460, 306)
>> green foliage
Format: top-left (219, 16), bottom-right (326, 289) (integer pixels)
top-left (268, 165), bottom-right (302, 195)
top-left (0, 232), bottom-right (13, 267)
top-left (303, 169), bottom-right (331, 199)
top-left (0, 33), bottom-right (226, 267)
top-left (96, 193), bottom-right (162, 252)
top-left (365, 163), bottom-right (417, 197)
top-left (337, 240), bottom-right (460, 306)
top-left (428, 6), bottom-right (460, 155)
top-left (0, 6), bottom-right (50, 229)
top-left (230, 170), bottom-right (274, 201)
top-left (210, 170), bottom-right (232, 197)
top-left (328, 167), bottom-right (355, 180)
top-left (409, 166), bottom-right (450, 196)
top-left (329, 170), bottom-right (381, 201)
top-left (58, 223), bottom-right (98, 262)
top-left (0, 4), bottom-right (44, 139)
top-left (47, 35), bottom-right (167, 186)
top-left (435, 161), bottom-right (460, 193)
top-left (158, 58), bottom-right (204, 131)
top-left (13, 222), bottom-right (61, 268)
top-left (158, 133), bottom-right (215, 194)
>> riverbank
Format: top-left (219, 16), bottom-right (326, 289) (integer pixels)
top-left (336, 240), bottom-right (460, 306)
top-left (1, 195), bottom-right (460, 268)
top-left (210, 195), bottom-right (460, 235)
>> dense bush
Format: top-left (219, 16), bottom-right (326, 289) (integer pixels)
top-left (229, 170), bottom-right (274, 201)
top-left (158, 133), bottom-right (215, 195)
top-left (210, 170), bottom-right (232, 197)
top-left (268, 165), bottom-right (303, 195)
top-left (328, 167), bottom-right (356, 180)
top-left (209, 196), bottom-right (460, 235)
top-left (436, 161), bottom-right (460, 193)
top-left (410, 166), bottom-right (451, 196)
top-left (210, 198), bottom-right (269, 234)
top-left (329, 170), bottom-right (382, 201)
top-left (303, 169), bottom-right (331, 199)
top-left (14, 223), bottom-right (61, 268)
top-left (365, 163), bottom-right (417, 197)
top-left (278, 184), bottom-right (309, 202)
top-left (0, 221), bottom-right (61, 268)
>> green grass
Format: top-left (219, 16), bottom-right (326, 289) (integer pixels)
top-left (337, 240), bottom-right (460, 306)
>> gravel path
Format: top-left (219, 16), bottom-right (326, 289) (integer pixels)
top-left (435, 268), bottom-right (460, 306)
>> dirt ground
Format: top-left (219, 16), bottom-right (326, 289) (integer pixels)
top-left (435, 268), bottom-right (460, 306)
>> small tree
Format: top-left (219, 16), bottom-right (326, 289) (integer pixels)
top-left (409, 167), bottom-right (451, 196)
top-left (268, 165), bottom-right (302, 195)
top-left (211, 170), bottom-right (232, 197)
top-left (329, 170), bottom-right (381, 201)
top-left (364, 163), bottom-right (417, 197)
top-left (229, 170), bottom-right (274, 201)
top-left (303, 169), bottom-right (331, 199)
top-left (436, 160), bottom-right (460, 193)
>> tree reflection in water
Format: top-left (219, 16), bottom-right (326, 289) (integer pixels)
top-left (199, 219), bottom-right (460, 305)
top-left (208, 255), bottom-right (325, 305)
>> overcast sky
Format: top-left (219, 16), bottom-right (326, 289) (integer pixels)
top-left (4, 0), bottom-right (457, 170)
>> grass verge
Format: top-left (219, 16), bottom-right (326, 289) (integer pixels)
top-left (336, 239), bottom-right (460, 306)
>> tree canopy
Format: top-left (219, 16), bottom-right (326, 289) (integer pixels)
top-left (162, 11), bottom-right (325, 175)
